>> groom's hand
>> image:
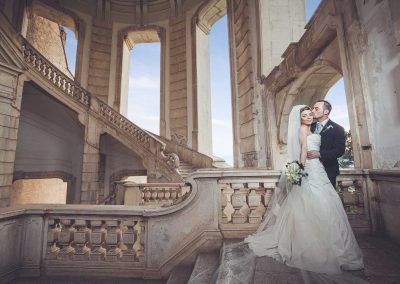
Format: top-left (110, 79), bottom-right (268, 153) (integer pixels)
top-left (307, 150), bottom-right (320, 159)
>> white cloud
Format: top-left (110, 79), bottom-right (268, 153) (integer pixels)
top-left (129, 75), bottom-right (160, 90)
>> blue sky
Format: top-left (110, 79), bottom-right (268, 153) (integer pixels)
top-left (64, 0), bottom-right (349, 166)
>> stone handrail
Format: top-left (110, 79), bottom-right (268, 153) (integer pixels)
top-left (22, 41), bottom-right (90, 107)
top-left (153, 133), bottom-right (214, 169)
top-left (18, 36), bottom-right (181, 180)
top-left (113, 182), bottom-right (191, 206)
top-left (98, 101), bottom-right (151, 148)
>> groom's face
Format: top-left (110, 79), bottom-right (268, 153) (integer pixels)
top-left (312, 102), bottom-right (326, 120)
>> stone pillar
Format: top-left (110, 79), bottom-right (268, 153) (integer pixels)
top-left (168, 17), bottom-right (189, 145)
top-left (80, 114), bottom-right (102, 204)
top-left (87, 19), bottom-right (112, 104)
top-left (228, 0), bottom-right (305, 168)
top-left (0, 64), bottom-right (24, 207)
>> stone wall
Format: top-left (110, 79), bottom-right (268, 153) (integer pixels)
top-left (355, 0), bottom-right (400, 168)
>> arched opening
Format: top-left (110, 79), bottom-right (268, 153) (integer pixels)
top-left (14, 82), bottom-right (84, 204)
top-left (117, 28), bottom-right (164, 136)
top-left (11, 178), bottom-right (67, 205)
top-left (22, 2), bottom-right (80, 78)
top-left (194, 0), bottom-right (232, 166)
top-left (276, 60), bottom-right (356, 169)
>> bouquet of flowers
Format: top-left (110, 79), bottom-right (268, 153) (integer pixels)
top-left (285, 161), bottom-right (308, 186)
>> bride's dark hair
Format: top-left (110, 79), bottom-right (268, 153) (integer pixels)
top-left (300, 105), bottom-right (311, 114)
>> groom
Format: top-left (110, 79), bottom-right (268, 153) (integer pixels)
top-left (307, 100), bottom-right (345, 188)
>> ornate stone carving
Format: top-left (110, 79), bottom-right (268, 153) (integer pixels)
top-left (242, 152), bottom-right (258, 167)
top-left (170, 132), bottom-right (187, 145)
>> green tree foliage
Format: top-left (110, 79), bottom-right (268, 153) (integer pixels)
top-left (339, 130), bottom-right (354, 168)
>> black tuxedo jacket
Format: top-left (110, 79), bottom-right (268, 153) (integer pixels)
top-left (311, 119), bottom-right (345, 179)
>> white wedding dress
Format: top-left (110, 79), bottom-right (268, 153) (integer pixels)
top-left (245, 133), bottom-right (364, 275)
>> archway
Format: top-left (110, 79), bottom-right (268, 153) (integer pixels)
top-left (116, 27), bottom-right (164, 135)
top-left (193, 0), bottom-right (232, 165)
top-left (275, 60), bottom-right (357, 169)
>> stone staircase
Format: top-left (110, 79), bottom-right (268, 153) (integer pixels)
top-left (167, 252), bottom-right (220, 284)
top-left (178, 161), bottom-right (198, 179)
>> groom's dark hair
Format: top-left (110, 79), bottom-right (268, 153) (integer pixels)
top-left (316, 100), bottom-right (332, 114)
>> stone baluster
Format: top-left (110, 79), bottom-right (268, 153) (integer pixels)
top-left (248, 183), bottom-right (266, 224)
top-left (133, 220), bottom-right (145, 262)
top-left (104, 220), bottom-right (122, 261)
top-left (120, 220), bottom-right (136, 262)
top-left (58, 219), bottom-right (76, 260)
top-left (73, 219), bottom-right (91, 260)
top-left (221, 183), bottom-right (234, 223)
top-left (90, 220), bottom-right (106, 261)
top-left (46, 219), bottom-right (61, 260)
top-left (231, 183), bottom-right (250, 224)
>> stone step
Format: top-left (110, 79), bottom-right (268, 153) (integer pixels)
top-left (10, 277), bottom-right (165, 284)
top-left (187, 252), bottom-right (220, 284)
top-left (166, 266), bottom-right (193, 284)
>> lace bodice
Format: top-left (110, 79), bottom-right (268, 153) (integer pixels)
top-left (307, 133), bottom-right (321, 151)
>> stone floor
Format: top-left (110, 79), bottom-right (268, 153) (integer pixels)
top-left (9, 237), bottom-right (400, 284)
top-left (251, 236), bottom-right (400, 284)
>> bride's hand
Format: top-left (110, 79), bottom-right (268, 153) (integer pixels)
top-left (307, 150), bottom-right (320, 159)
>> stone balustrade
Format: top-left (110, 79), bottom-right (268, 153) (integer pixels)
top-left (22, 41), bottom-right (90, 107)
top-left (217, 172), bottom-right (281, 238)
top-left (20, 37), bottom-right (182, 181)
top-left (98, 102), bottom-right (151, 148)
top-left (114, 182), bottom-right (191, 206)
top-left (336, 169), bottom-right (370, 235)
top-left (46, 217), bottom-right (145, 263)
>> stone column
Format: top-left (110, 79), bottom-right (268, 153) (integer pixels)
top-left (0, 64), bottom-right (25, 207)
top-left (80, 114), bottom-right (102, 204)
top-left (227, 0), bottom-right (305, 168)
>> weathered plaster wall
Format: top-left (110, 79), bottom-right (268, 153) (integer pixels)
top-left (356, 0), bottom-right (400, 168)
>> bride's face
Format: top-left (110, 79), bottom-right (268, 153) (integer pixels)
top-left (301, 109), bottom-right (314, 126)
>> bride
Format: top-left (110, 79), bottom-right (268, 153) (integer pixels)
top-left (244, 105), bottom-right (364, 276)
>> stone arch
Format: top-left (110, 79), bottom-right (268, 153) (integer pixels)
top-left (277, 61), bottom-right (342, 144)
top-left (191, 0), bottom-right (228, 155)
top-left (114, 25), bottom-right (166, 126)
top-left (22, 1), bottom-right (86, 83)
